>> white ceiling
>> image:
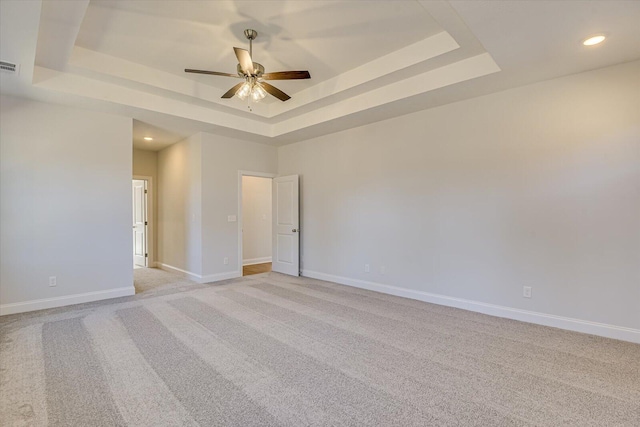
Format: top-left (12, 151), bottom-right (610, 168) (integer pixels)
top-left (1, 0), bottom-right (639, 149)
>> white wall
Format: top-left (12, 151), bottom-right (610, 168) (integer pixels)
top-left (242, 176), bottom-right (272, 264)
top-left (0, 95), bottom-right (134, 314)
top-left (201, 133), bottom-right (277, 279)
top-left (157, 134), bottom-right (202, 276)
top-left (133, 148), bottom-right (158, 264)
top-left (278, 60), bottom-right (640, 340)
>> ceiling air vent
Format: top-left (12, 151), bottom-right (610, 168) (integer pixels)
top-left (0, 61), bottom-right (19, 75)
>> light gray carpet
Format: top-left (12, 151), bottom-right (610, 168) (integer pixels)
top-left (1, 269), bottom-right (639, 426)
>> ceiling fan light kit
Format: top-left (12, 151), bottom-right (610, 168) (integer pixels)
top-left (185, 29), bottom-right (310, 105)
top-left (236, 78), bottom-right (267, 102)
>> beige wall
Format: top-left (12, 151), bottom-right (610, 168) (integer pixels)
top-left (133, 149), bottom-right (158, 264)
top-left (132, 148), bottom-right (157, 177)
top-left (157, 134), bottom-right (202, 276)
top-left (278, 60), bottom-right (640, 337)
top-left (242, 176), bottom-right (272, 264)
top-left (0, 95), bottom-right (134, 313)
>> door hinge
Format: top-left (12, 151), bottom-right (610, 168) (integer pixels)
top-left (144, 189), bottom-right (148, 194)
top-left (145, 221), bottom-right (148, 226)
top-left (145, 253), bottom-right (148, 257)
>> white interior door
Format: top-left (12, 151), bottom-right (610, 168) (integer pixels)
top-left (272, 175), bottom-right (299, 276)
top-left (132, 179), bottom-right (147, 267)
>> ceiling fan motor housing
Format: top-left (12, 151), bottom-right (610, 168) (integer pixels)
top-left (237, 62), bottom-right (264, 77)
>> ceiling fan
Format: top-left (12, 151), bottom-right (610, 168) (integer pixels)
top-left (185, 29), bottom-right (310, 103)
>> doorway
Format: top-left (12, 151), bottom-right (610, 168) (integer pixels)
top-left (132, 179), bottom-right (148, 268)
top-left (240, 174), bottom-right (273, 276)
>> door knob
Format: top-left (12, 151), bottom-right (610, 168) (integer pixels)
top-left (292, 229), bottom-right (298, 232)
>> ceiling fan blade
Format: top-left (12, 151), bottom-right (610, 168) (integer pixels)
top-left (261, 71), bottom-right (311, 80)
top-left (234, 47), bottom-right (255, 75)
top-left (261, 82), bottom-right (291, 101)
top-left (221, 82), bottom-right (245, 99)
top-left (185, 69), bottom-right (240, 78)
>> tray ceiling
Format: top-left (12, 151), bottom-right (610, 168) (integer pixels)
top-left (1, 1), bottom-right (639, 146)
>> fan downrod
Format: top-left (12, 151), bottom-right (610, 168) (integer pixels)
top-left (244, 29), bottom-right (258, 59)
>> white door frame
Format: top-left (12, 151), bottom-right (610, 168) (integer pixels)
top-left (133, 175), bottom-right (154, 267)
top-left (237, 170), bottom-right (277, 276)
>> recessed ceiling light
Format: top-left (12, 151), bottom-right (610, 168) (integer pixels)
top-left (583, 35), bottom-right (606, 46)
top-left (143, 137), bottom-right (153, 141)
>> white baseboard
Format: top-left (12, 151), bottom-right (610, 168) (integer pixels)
top-left (0, 286), bottom-right (136, 316)
top-left (243, 257), bottom-right (272, 266)
top-left (157, 263), bottom-right (201, 282)
top-left (301, 270), bottom-right (640, 344)
top-left (157, 263), bottom-right (241, 284)
top-left (200, 271), bottom-right (242, 283)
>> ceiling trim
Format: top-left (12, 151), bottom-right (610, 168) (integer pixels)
top-left (265, 31), bottom-right (461, 117)
top-left (32, 66), bottom-right (272, 135)
top-left (33, 49), bottom-right (499, 139)
top-left (273, 53), bottom-right (500, 137)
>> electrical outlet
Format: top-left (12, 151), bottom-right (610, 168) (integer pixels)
top-left (380, 266), bottom-right (386, 274)
top-left (49, 276), bottom-right (57, 287)
top-left (223, 257), bottom-right (229, 265)
top-left (364, 264), bottom-right (370, 273)
top-left (523, 286), bottom-right (532, 298)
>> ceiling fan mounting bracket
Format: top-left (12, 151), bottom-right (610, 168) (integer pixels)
top-left (244, 29), bottom-right (258, 41)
